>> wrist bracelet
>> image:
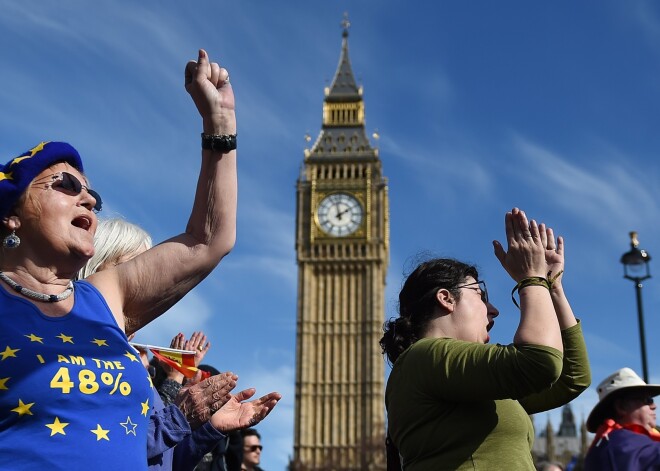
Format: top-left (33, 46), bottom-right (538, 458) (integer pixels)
top-left (511, 276), bottom-right (551, 309)
top-left (201, 133), bottom-right (237, 153)
top-left (548, 269), bottom-right (564, 285)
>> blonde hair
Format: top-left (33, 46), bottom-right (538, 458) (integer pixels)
top-left (78, 217), bottom-right (152, 279)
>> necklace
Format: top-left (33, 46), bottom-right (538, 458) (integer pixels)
top-left (0, 271), bottom-right (74, 303)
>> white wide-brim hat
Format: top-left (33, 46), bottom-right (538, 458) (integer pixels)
top-left (586, 367), bottom-right (660, 432)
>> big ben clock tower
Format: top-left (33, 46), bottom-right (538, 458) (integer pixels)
top-left (292, 16), bottom-right (389, 470)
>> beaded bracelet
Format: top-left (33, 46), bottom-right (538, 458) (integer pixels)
top-left (510, 270), bottom-right (564, 308)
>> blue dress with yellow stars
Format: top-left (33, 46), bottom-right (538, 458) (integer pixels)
top-left (0, 280), bottom-right (153, 470)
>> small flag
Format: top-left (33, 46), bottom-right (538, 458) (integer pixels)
top-left (130, 343), bottom-right (210, 380)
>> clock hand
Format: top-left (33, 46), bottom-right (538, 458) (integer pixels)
top-left (332, 202), bottom-right (342, 220)
top-left (336, 205), bottom-right (350, 219)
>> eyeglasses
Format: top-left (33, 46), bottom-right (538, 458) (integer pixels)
top-left (456, 280), bottom-right (488, 304)
top-left (630, 396), bottom-right (655, 406)
top-left (244, 445), bottom-right (263, 452)
top-left (34, 172), bottom-right (103, 212)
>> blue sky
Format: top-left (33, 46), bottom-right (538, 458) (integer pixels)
top-left (3, 1), bottom-right (660, 468)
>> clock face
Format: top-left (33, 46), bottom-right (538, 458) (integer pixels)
top-left (317, 193), bottom-right (363, 237)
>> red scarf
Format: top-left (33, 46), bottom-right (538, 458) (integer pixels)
top-left (591, 418), bottom-right (660, 449)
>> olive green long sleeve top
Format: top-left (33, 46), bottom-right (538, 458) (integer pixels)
top-left (385, 322), bottom-right (590, 471)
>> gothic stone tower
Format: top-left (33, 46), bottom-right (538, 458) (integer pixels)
top-left (292, 19), bottom-right (389, 470)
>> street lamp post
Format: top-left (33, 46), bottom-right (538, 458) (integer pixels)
top-left (620, 231), bottom-right (652, 383)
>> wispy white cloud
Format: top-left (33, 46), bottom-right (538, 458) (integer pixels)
top-left (224, 253), bottom-right (296, 290)
top-left (584, 331), bottom-right (638, 365)
top-left (628, 0), bottom-right (660, 42)
top-left (380, 134), bottom-right (493, 201)
top-left (0, 2), bottom-right (84, 38)
top-left (511, 135), bottom-right (660, 245)
top-left (132, 289), bottom-right (212, 347)
top-left (239, 179), bottom-right (296, 255)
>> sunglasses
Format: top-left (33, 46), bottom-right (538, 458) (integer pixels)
top-left (456, 280), bottom-right (489, 304)
top-left (630, 396), bottom-right (655, 406)
top-left (35, 172), bottom-right (103, 212)
top-left (244, 445), bottom-right (263, 452)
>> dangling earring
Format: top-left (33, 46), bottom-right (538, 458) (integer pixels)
top-left (2, 230), bottom-right (20, 249)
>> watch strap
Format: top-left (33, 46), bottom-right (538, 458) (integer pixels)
top-left (201, 133), bottom-right (237, 153)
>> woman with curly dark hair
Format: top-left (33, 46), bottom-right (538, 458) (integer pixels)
top-left (381, 208), bottom-right (590, 470)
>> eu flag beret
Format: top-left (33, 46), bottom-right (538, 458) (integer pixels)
top-left (0, 141), bottom-right (84, 219)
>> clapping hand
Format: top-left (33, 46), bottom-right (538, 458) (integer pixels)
top-left (493, 208), bottom-right (548, 282)
top-left (539, 223), bottom-right (564, 288)
top-left (160, 333), bottom-right (187, 383)
top-left (209, 388), bottom-right (282, 433)
top-left (184, 331), bottom-right (211, 367)
top-left (175, 371), bottom-right (238, 430)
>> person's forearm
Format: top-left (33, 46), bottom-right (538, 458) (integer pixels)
top-left (159, 378), bottom-right (184, 406)
top-left (117, 116), bottom-right (237, 329)
top-left (172, 422), bottom-right (227, 471)
top-left (99, 50), bottom-right (239, 333)
top-left (550, 283), bottom-right (577, 330)
top-left (184, 51), bottom-right (238, 267)
top-left (147, 405), bottom-right (191, 458)
top-left (167, 369), bottom-right (185, 384)
top-left (514, 285), bottom-right (563, 352)
top-left (520, 321), bottom-right (590, 413)
top-left (185, 134), bottom-right (237, 263)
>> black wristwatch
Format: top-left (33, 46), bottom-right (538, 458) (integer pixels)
top-left (201, 133), bottom-right (237, 153)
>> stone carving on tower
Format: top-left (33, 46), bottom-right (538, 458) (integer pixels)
top-left (291, 15), bottom-right (389, 471)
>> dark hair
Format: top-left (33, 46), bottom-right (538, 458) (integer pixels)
top-left (241, 428), bottom-right (261, 439)
top-left (149, 356), bottom-right (166, 390)
top-left (379, 258), bottom-right (478, 365)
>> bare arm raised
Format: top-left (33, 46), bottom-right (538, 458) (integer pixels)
top-left (89, 49), bottom-right (237, 333)
top-left (538, 223), bottom-right (577, 330)
top-left (493, 208), bottom-right (563, 352)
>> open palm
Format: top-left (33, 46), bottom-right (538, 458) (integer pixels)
top-left (176, 371), bottom-right (237, 429)
top-left (539, 223), bottom-right (564, 284)
top-left (210, 388), bottom-right (282, 433)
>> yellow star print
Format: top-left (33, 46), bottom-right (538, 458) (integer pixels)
top-left (123, 351), bottom-right (138, 362)
top-left (91, 339), bottom-right (108, 347)
top-left (0, 171), bottom-right (12, 182)
top-left (56, 333), bottom-right (74, 344)
top-left (91, 424), bottom-right (110, 441)
top-left (141, 398), bottom-right (150, 416)
top-left (0, 377), bottom-right (10, 390)
top-left (11, 399), bottom-right (35, 416)
top-left (24, 333), bottom-right (44, 344)
top-left (10, 142), bottom-right (48, 166)
top-left (0, 346), bottom-right (19, 360)
top-left (46, 417), bottom-right (69, 436)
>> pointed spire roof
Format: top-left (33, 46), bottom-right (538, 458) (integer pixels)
top-left (326, 13), bottom-right (361, 102)
top-left (557, 403), bottom-right (577, 437)
top-left (305, 14), bottom-right (378, 161)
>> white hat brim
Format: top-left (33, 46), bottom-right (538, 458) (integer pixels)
top-left (586, 384), bottom-right (660, 433)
